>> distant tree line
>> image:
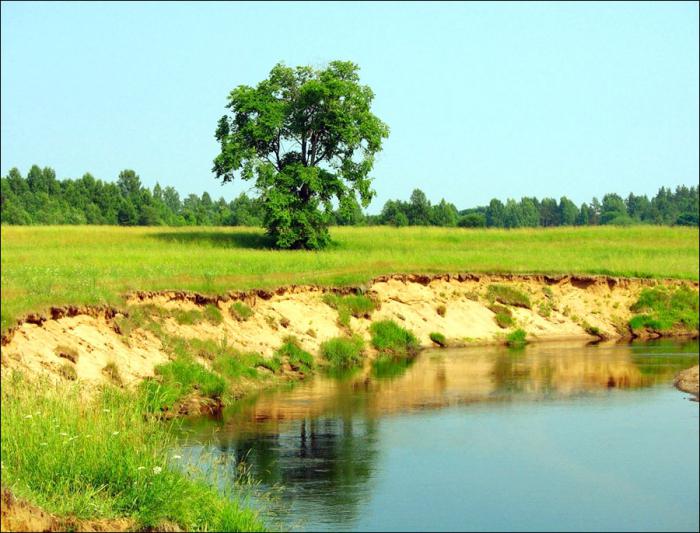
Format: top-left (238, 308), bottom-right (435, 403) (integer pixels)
top-left (1, 164), bottom-right (698, 228)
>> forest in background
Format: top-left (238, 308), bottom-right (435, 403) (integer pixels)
top-left (1, 164), bottom-right (698, 228)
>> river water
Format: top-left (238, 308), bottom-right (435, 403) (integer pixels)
top-left (176, 340), bottom-right (699, 531)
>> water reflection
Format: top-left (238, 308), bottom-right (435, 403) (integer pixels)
top-left (178, 339), bottom-right (698, 531)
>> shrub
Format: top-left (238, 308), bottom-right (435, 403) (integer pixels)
top-left (429, 332), bottom-right (447, 347)
top-left (436, 304), bottom-right (446, 317)
top-left (229, 301), bottom-right (253, 321)
top-left (275, 337), bottom-right (315, 374)
top-left (370, 320), bottom-right (419, 359)
top-left (506, 328), bottom-right (527, 347)
top-left (203, 304), bottom-right (223, 325)
top-left (320, 335), bottom-right (365, 369)
top-left (323, 293), bottom-right (378, 327)
top-left (487, 284), bottom-right (531, 309)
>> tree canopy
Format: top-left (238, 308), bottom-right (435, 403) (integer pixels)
top-left (213, 61), bottom-right (389, 249)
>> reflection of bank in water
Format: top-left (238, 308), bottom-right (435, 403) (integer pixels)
top-left (187, 339), bottom-right (699, 437)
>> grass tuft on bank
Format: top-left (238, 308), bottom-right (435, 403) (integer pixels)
top-left (628, 286), bottom-right (699, 334)
top-left (320, 335), bottom-right (365, 369)
top-left (370, 320), bottom-right (419, 359)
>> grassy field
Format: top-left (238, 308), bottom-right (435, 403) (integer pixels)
top-left (1, 225), bottom-right (698, 331)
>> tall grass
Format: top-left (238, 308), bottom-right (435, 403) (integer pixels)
top-left (2, 225), bottom-right (698, 331)
top-left (0, 373), bottom-right (264, 531)
top-left (370, 320), bottom-right (419, 359)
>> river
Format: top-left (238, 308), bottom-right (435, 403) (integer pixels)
top-left (176, 339), bottom-right (699, 531)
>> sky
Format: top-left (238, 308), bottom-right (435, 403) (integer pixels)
top-left (1, 1), bottom-right (698, 213)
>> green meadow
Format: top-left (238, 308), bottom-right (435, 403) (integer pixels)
top-left (1, 224), bottom-right (698, 332)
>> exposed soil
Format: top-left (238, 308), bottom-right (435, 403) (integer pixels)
top-left (1, 273), bottom-right (697, 389)
top-left (674, 365), bottom-right (699, 399)
top-left (0, 488), bottom-right (138, 532)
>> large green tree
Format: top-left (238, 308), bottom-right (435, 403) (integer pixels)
top-left (213, 61), bottom-right (389, 249)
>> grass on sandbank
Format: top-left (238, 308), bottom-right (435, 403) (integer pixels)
top-left (370, 320), bottom-right (420, 359)
top-left (628, 286), bottom-right (699, 334)
top-left (320, 335), bottom-right (365, 369)
top-left (2, 225), bottom-right (698, 332)
top-left (322, 293), bottom-right (378, 327)
top-left (0, 373), bottom-right (264, 531)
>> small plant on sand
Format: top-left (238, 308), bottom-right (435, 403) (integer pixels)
top-left (542, 286), bottom-right (554, 299)
top-left (323, 293), bottom-right (378, 328)
top-left (265, 315), bottom-right (278, 330)
top-left (102, 361), bottom-right (123, 385)
top-left (306, 328), bottom-right (317, 338)
top-left (229, 301), bottom-right (254, 321)
top-left (464, 291), bottom-right (480, 301)
top-left (275, 336), bottom-right (315, 374)
top-left (537, 301), bottom-right (552, 318)
top-left (172, 309), bottom-right (205, 325)
top-left (203, 304), bottom-right (223, 325)
top-left (58, 363), bottom-right (77, 381)
top-left (489, 304), bottom-right (515, 329)
top-left (506, 328), bottom-right (528, 347)
top-left (55, 345), bottom-right (79, 364)
top-left (320, 335), bottom-right (365, 369)
top-left (279, 316), bottom-right (291, 328)
top-left (429, 332), bottom-right (447, 347)
top-left (582, 322), bottom-right (605, 339)
top-left (487, 284), bottom-right (531, 309)
top-left (370, 320), bottom-right (419, 359)
top-left (436, 304), bottom-right (447, 317)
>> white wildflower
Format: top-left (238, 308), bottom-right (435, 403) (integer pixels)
top-left (59, 432), bottom-right (68, 436)
top-left (152, 466), bottom-right (162, 475)
top-left (102, 409), bottom-right (110, 413)
top-left (23, 414), bottom-right (32, 419)
top-left (39, 442), bottom-right (48, 446)
top-left (137, 466), bottom-right (146, 471)
top-left (171, 455), bottom-right (182, 460)
top-left (68, 436), bottom-right (78, 442)
top-left (112, 431), bottom-right (119, 436)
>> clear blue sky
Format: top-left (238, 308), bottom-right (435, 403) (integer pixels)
top-left (1, 1), bottom-right (698, 212)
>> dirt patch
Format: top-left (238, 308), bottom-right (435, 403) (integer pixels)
top-left (674, 365), bottom-right (699, 399)
top-left (1, 274), bottom-right (697, 390)
top-left (0, 488), bottom-right (136, 532)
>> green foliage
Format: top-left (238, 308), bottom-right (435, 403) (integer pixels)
top-left (172, 309), bottom-right (205, 325)
top-left (487, 284), bottom-right (532, 309)
top-left (369, 320), bottom-right (419, 359)
top-left (203, 304), bottom-right (223, 325)
top-left (429, 332), bottom-right (447, 347)
top-left (320, 335), bottom-right (365, 369)
top-left (506, 328), bottom-right (528, 347)
top-left (537, 301), bottom-right (552, 318)
top-left (323, 292), bottom-right (378, 327)
top-left (1, 225), bottom-right (698, 333)
top-left (628, 286), bottom-right (699, 334)
top-left (489, 304), bottom-right (515, 328)
top-left (275, 337), bottom-right (315, 374)
top-left (58, 363), bottom-right (77, 381)
top-left (229, 301), bottom-right (253, 321)
top-left (0, 376), bottom-right (263, 530)
top-left (213, 61), bottom-right (389, 249)
top-left (141, 356), bottom-right (226, 412)
top-left (213, 350), bottom-right (264, 380)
